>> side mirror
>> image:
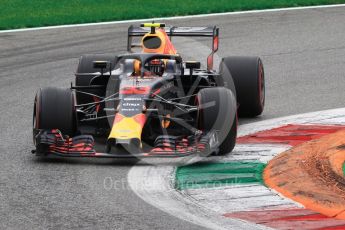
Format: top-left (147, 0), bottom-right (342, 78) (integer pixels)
top-left (93, 61), bottom-right (109, 76)
top-left (185, 61), bottom-right (201, 76)
top-left (93, 61), bottom-right (108, 70)
top-left (185, 61), bottom-right (201, 69)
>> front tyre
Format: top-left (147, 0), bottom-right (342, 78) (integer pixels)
top-left (197, 87), bottom-right (237, 156)
top-left (33, 87), bottom-right (77, 140)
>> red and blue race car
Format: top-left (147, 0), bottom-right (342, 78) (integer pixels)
top-left (32, 23), bottom-right (265, 158)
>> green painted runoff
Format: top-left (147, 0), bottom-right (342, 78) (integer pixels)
top-left (175, 161), bottom-right (266, 190)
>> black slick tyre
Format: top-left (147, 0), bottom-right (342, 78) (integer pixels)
top-left (197, 87), bottom-right (237, 156)
top-left (221, 56), bottom-right (265, 117)
top-left (33, 87), bottom-right (77, 137)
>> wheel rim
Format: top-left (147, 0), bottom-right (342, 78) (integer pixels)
top-left (33, 95), bottom-right (39, 129)
top-left (33, 93), bottom-right (40, 145)
top-left (195, 95), bottom-right (201, 130)
top-left (258, 61), bottom-right (265, 107)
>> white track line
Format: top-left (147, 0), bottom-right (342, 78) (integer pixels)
top-left (128, 166), bottom-right (269, 230)
top-left (1, 4), bottom-right (345, 34)
top-left (238, 107), bottom-right (345, 136)
top-left (128, 107), bottom-right (345, 230)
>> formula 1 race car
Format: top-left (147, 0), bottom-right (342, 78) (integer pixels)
top-left (32, 23), bottom-right (265, 158)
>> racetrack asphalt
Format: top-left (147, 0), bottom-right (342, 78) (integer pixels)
top-left (1, 6), bottom-right (345, 230)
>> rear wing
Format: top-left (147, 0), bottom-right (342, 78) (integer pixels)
top-left (127, 25), bottom-right (219, 70)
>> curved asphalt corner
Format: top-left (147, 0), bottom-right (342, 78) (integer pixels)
top-left (128, 108), bottom-right (345, 229)
top-left (1, 5), bottom-right (345, 229)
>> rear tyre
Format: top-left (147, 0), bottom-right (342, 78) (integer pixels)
top-left (76, 54), bottom-right (118, 74)
top-left (33, 87), bottom-right (77, 137)
top-left (197, 87), bottom-right (237, 156)
top-left (75, 54), bottom-right (118, 104)
top-left (221, 56), bottom-right (265, 117)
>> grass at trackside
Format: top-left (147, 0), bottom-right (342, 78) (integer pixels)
top-left (1, 0), bottom-right (345, 30)
top-left (343, 163), bottom-right (345, 176)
